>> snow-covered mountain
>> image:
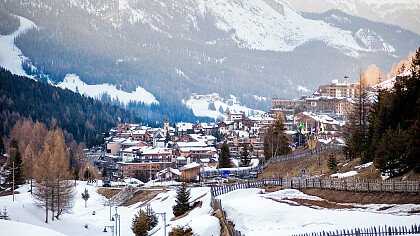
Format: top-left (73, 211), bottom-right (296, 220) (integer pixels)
top-left (1, 0), bottom-right (419, 121)
top-left (288, 0), bottom-right (420, 35)
top-left (183, 93), bottom-right (264, 120)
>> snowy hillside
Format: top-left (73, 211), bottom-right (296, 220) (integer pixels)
top-left (0, 183), bottom-right (219, 236)
top-left (2, 182), bottom-right (420, 236)
top-left (0, 16), bottom-right (35, 77)
top-left (58, 74), bottom-right (159, 105)
top-left (184, 93), bottom-right (265, 120)
top-left (217, 188), bottom-right (420, 235)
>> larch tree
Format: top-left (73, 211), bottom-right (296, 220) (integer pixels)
top-left (263, 116), bottom-right (291, 161)
top-left (343, 70), bottom-right (369, 161)
top-left (34, 128), bottom-right (75, 223)
top-left (34, 137), bottom-right (54, 223)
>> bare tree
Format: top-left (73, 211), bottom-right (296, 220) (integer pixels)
top-left (34, 129), bottom-right (75, 223)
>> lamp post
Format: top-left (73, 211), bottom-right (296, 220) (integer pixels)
top-left (155, 212), bottom-right (166, 236)
top-left (114, 206), bottom-right (120, 236)
top-left (109, 199), bottom-right (113, 221)
top-left (12, 161), bottom-right (15, 201)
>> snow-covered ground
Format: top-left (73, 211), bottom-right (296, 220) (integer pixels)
top-left (217, 188), bottom-right (420, 236)
top-left (184, 93), bottom-right (264, 120)
top-left (0, 182), bottom-right (219, 236)
top-left (1, 183), bottom-right (420, 236)
top-left (58, 74), bottom-right (159, 105)
top-left (0, 16), bottom-right (35, 77)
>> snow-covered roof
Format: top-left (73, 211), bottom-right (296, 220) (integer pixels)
top-left (156, 168), bottom-right (181, 176)
top-left (179, 147), bottom-right (217, 153)
top-left (180, 162), bottom-right (201, 170)
top-left (176, 141), bottom-right (208, 148)
top-left (141, 147), bottom-right (171, 155)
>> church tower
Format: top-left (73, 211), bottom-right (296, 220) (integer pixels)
top-left (164, 115), bottom-right (170, 135)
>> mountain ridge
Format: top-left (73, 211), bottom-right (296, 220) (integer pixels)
top-left (1, 0), bottom-right (419, 121)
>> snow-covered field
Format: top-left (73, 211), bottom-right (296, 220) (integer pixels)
top-left (217, 188), bottom-right (420, 236)
top-left (0, 182), bottom-right (219, 236)
top-left (2, 183), bottom-right (419, 236)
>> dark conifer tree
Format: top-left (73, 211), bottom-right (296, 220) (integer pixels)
top-left (218, 141), bottom-right (231, 168)
top-left (240, 144), bottom-right (251, 167)
top-left (8, 139), bottom-right (25, 185)
top-left (172, 183), bottom-right (191, 217)
top-left (0, 136), bottom-right (4, 155)
top-left (131, 210), bottom-right (151, 236)
top-left (102, 166), bottom-right (108, 179)
top-left (327, 154), bottom-right (338, 171)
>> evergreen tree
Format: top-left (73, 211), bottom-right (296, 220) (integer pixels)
top-left (327, 154), bottom-right (338, 171)
top-left (240, 144), bottom-right (251, 167)
top-left (131, 210), bottom-right (151, 236)
top-left (8, 139), bottom-right (25, 185)
top-left (172, 183), bottom-right (191, 217)
top-left (0, 207), bottom-right (10, 220)
top-left (145, 204), bottom-right (158, 229)
top-left (102, 166), bottom-right (108, 179)
top-left (218, 141), bottom-right (231, 168)
top-left (81, 188), bottom-right (90, 208)
top-left (169, 226), bottom-right (194, 236)
top-left (0, 136), bottom-right (4, 155)
top-left (263, 116), bottom-right (291, 161)
top-left (208, 102), bottom-right (216, 111)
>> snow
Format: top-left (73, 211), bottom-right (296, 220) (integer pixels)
top-left (0, 15), bottom-right (36, 77)
top-left (331, 170), bottom-right (358, 178)
top-left (0, 220), bottom-right (66, 236)
top-left (297, 85), bottom-right (310, 93)
top-left (58, 74), bottom-right (159, 105)
top-left (0, 182), bottom-right (219, 236)
top-left (355, 162), bottom-right (373, 170)
top-left (217, 188), bottom-right (420, 235)
top-left (184, 93), bottom-right (264, 120)
top-left (3, 182), bottom-right (420, 236)
top-left (196, 0), bottom-right (368, 57)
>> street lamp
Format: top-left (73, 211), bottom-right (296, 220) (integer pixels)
top-left (114, 206), bottom-right (121, 236)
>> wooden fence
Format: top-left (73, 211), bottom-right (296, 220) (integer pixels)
top-left (211, 198), bottom-right (243, 236)
top-left (211, 177), bottom-right (420, 197)
top-left (269, 144), bottom-right (343, 164)
top-left (292, 224), bottom-right (420, 236)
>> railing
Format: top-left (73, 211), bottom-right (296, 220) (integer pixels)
top-left (269, 144), bottom-right (343, 164)
top-left (211, 197), bottom-right (243, 236)
top-left (293, 224), bottom-right (420, 236)
top-left (202, 165), bottom-right (261, 178)
top-left (211, 177), bottom-right (420, 197)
